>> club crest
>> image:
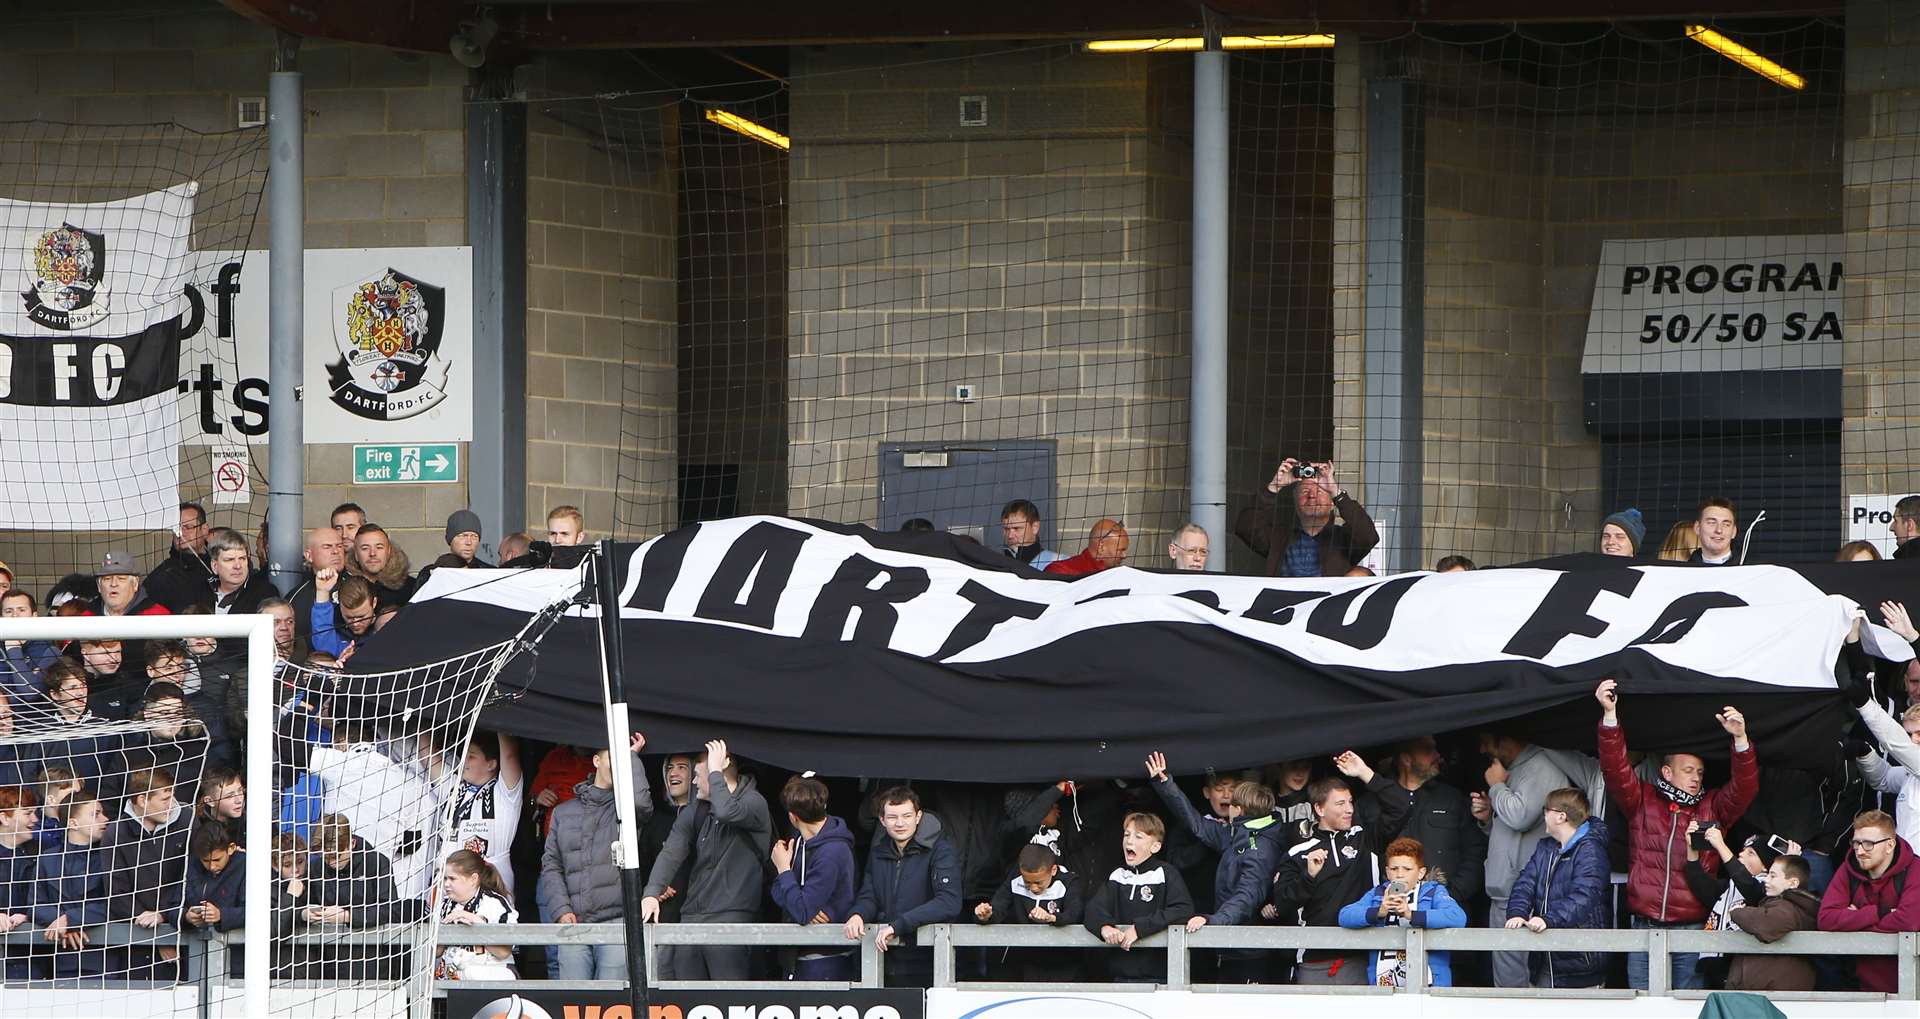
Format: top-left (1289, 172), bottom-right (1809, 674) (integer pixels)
top-left (1138, 886), bottom-right (1153, 901)
top-left (326, 267), bottom-right (453, 421)
top-left (22, 223), bottom-right (108, 330)
top-left (1341, 844), bottom-right (1358, 860)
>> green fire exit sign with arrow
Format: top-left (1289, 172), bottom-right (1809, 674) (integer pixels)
top-left (353, 444), bottom-right (459, 484)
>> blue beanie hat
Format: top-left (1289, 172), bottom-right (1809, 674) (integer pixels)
top-left (1602, 507), bottom-right (1646, 552)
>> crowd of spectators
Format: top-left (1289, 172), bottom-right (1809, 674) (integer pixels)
top-left (0, 471), bottom-right (1919, 993)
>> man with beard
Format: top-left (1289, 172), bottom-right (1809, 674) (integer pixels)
top-left (1390, 737), bottom-right (1486, 906)
top-left (350, 524), bottom-right (417, 610)
top-left (642, 752), bottom-right (697, 923)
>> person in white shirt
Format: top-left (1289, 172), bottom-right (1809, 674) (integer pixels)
top-left (309, 723), bottom-right (441, 900)
top-left (436, 731), bottom-right (525, 897)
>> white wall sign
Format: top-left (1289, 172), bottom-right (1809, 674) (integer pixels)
top-left (1582, 234), bottom-right (1843, 375)
top-left (177, 246), bottom-right (473, 445)
top-left (1848, 494), bottom-right (1901, 558)
top-left (207, 446), bottom-right (251, 505)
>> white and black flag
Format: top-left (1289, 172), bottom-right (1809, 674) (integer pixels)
top-left (0, 183), bottom-right (199, 529)
top-left (356, 516), bottom-right (1877, 781)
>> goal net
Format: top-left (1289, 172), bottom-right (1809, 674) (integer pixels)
top-left (0, 610), bottom-right (526, 1019)
top-left (0, 119), bottom-right (268, 613)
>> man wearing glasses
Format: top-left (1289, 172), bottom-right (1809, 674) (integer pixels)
top-left (146, 502), bottom-right (215, 612)
top-left (1595, 677), bottom-right (1757, 992)
top-left (1819, 810), bottom-right (1920, 993)
top-left (1167, 523), bottom-right (1209, 572)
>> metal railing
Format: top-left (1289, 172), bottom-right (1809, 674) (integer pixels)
top-left (6, 920), bottom-right (1914, 1002)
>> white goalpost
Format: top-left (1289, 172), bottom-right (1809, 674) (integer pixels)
top-left (0, 611), bottom-right (275, 1019)
top-left (2, 597), bottom-right (554, 1019)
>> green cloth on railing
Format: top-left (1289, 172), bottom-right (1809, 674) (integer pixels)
top-left (1697, 991), bottom-right (1788, 1019)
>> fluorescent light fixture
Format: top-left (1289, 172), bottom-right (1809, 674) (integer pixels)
top-left (1684, 24), bottom-right (1805, 90)
top-left (704, 108), bottom-right (790, 151)
top-left (1086, 34), bottom-right (1335, 54)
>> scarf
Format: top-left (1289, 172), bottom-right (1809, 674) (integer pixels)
top-left (1656, 776), bottom-right (1703, 808)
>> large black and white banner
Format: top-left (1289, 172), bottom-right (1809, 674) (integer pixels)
top-left (0, 183), bottom-right (199, 529)
top-left (356, 517), bottom-right (1877, 780)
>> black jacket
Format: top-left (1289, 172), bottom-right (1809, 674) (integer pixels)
top-left (986, 868), bottom-right (1085, 926)
top-left (1234, 485), bottom-right (1379, 577)
top-left (1272, 773), bottom-right (1412, 960)
top-left (145, 546), bottom-right (214, 613)
top-left (1392, 778), bottom-right (1488, 903)
top-left (183, 850), bottom-right (247, 932)
top-left (850, 812), bottom-right (962, 939)
top-left (1685, 549), bottom-right (1735, 566)
top-left (1082, 854), bottom-right (1192, 980)
top-left (108, 804), bottom-right (192, 923)
top-left (200, 569), bottom-right (279, 616)
top-left (306, 835), bottom-right (409, 928)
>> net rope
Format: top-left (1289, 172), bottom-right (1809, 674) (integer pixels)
top-left (0, 617), bottom-right (524, 1019)
top-left (513, 19), bottom-right (1869, 569)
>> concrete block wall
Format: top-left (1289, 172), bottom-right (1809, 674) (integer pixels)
top-left (1847, 0), bottom-right (1920, 496)
top-left (1543, 111), bottom-right (1840, 554)
top-left (0, 0), bottom-right (470, 586)
top-left (518, 55), bottom-right (678, 541)
top-left (1338, 38), bottom-right (1840, 566)
top-left (1422, 105), bottom-right (1550, 564)
top-left (787, 43), bottom-right (1192, 559)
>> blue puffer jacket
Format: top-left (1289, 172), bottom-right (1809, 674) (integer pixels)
top-left (1507, 816), bottom-right (1612, 988)
top-left (1338, 879), bottom-right (1468, 986)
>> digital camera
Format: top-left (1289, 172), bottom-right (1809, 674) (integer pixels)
top-left (1293, 463), bottom-right (1319, 480)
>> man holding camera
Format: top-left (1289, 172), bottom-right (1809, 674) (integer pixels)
top-left (1595, 678), bottom-right (1759, 991)
top-left (1234, 458), bottom-right (1378, 578)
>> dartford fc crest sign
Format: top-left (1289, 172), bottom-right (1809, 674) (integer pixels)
top-left (22, 223), bottom-right (109, 330)
top-left (325, 267), bottom-right (454, 421)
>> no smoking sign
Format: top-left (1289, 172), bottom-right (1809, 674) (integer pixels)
top-left (209, 447), bottom-right (252, 506)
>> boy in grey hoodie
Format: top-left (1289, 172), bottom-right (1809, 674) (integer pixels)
top-left (641, 739), bottom-right (772, 979)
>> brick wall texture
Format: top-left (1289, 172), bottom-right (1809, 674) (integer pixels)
top-left (786, 44), bottom-right (1194, 556)
top-left (1847, 0), bottom-right (1920, 495)
top-left (518, 55), bottom-right (679, 542)
top-left (0, 0), bottom-right (470, 582)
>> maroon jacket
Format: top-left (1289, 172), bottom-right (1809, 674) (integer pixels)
top-left (1597, 720), bottom-right (1758, 923)
top-left (1819, 836), bottom-right (1920, 993)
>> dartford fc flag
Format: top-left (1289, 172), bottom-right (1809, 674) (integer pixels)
top-left (0, 183), bottom-right (200, 529)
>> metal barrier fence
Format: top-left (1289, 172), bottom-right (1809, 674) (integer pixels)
top-left (6, 920), bottom-right (1916, 1004)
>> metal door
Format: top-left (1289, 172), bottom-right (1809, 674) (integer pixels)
top-left (877, 441), bottom-right (1058, 548)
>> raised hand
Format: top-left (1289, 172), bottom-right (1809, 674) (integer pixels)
top-left (1595, 679), bottom-right (1618, 720)
top-left (1716, 705), bottom-right (1747, 742)
top-left (1145, 752), bottom-right (1169, 781)
top-left (1333, 750), bottom-right (1374, 784)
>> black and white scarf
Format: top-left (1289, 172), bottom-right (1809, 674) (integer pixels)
top-left (1656, 776), bottom-right (1703, 808)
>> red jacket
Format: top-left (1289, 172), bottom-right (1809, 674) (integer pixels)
top-left (1043, 550), bottom-right (1108, 576)
top-left (1597, 720), bottom-right (1758, 923)
top-left (1819, 836), bottom-right (1920, 993)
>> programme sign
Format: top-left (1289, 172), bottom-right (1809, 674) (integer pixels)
top-left (1582, 235), bottom-right (1843, 375)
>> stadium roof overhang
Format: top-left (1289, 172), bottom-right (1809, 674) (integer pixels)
top-left (220, 0), bottom-right (1841, 54)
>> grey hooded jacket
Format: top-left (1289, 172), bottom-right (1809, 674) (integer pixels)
top-left (537, 754), bottom-right (655, 923)
top-left (1484, 744), bottom-right (1605, 901)
top-left (643, 770), bottom-right (772, 918)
